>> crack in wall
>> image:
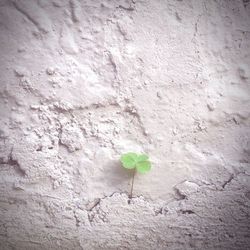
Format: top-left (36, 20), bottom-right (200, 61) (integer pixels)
top-left (11, 1), bottom-right (46, 33)
top-left (222, 174), bottom-right (234, 189)
top-left (0, 147), bottom-right (26, 177)
top-left (73, 210), bottom-right (80, 227)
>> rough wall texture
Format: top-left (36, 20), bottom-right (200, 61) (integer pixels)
top-left (0, 0), bottom-right (250, 249)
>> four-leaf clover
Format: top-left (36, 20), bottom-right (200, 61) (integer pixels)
top-left (120, 152), bottom-right (152, 201)
top-left (120, 152), bottom-right (151, 173)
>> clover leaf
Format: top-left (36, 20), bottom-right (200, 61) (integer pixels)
top-left (120, 152), bottom-right (151, 173)
top-left (120, 152), bottom-right (138, 169)
top-left (120, 152), bottom-right (152, 201)
top-left (136, 160), bottom-right (151, 173)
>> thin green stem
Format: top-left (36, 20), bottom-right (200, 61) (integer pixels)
top-left (130, 168), bottom-right (136, 199)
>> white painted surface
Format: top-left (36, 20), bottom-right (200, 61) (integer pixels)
top-left (0, 0), bottom-right (250, 249)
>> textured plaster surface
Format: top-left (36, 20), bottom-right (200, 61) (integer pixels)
top-left (0, 0), bottom-right (250, 249)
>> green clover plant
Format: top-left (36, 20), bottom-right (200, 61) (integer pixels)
top-left (120, 152), bottom-right (151, 200)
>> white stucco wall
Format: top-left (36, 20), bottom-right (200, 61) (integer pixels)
top-left (0, 0), bottom-right (250, 249)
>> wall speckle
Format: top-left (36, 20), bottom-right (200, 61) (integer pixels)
top-left (0, 0), bottom-right (250, 249)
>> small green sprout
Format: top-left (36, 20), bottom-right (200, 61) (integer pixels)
top-left (120, 152), bottom-right (152, 200)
